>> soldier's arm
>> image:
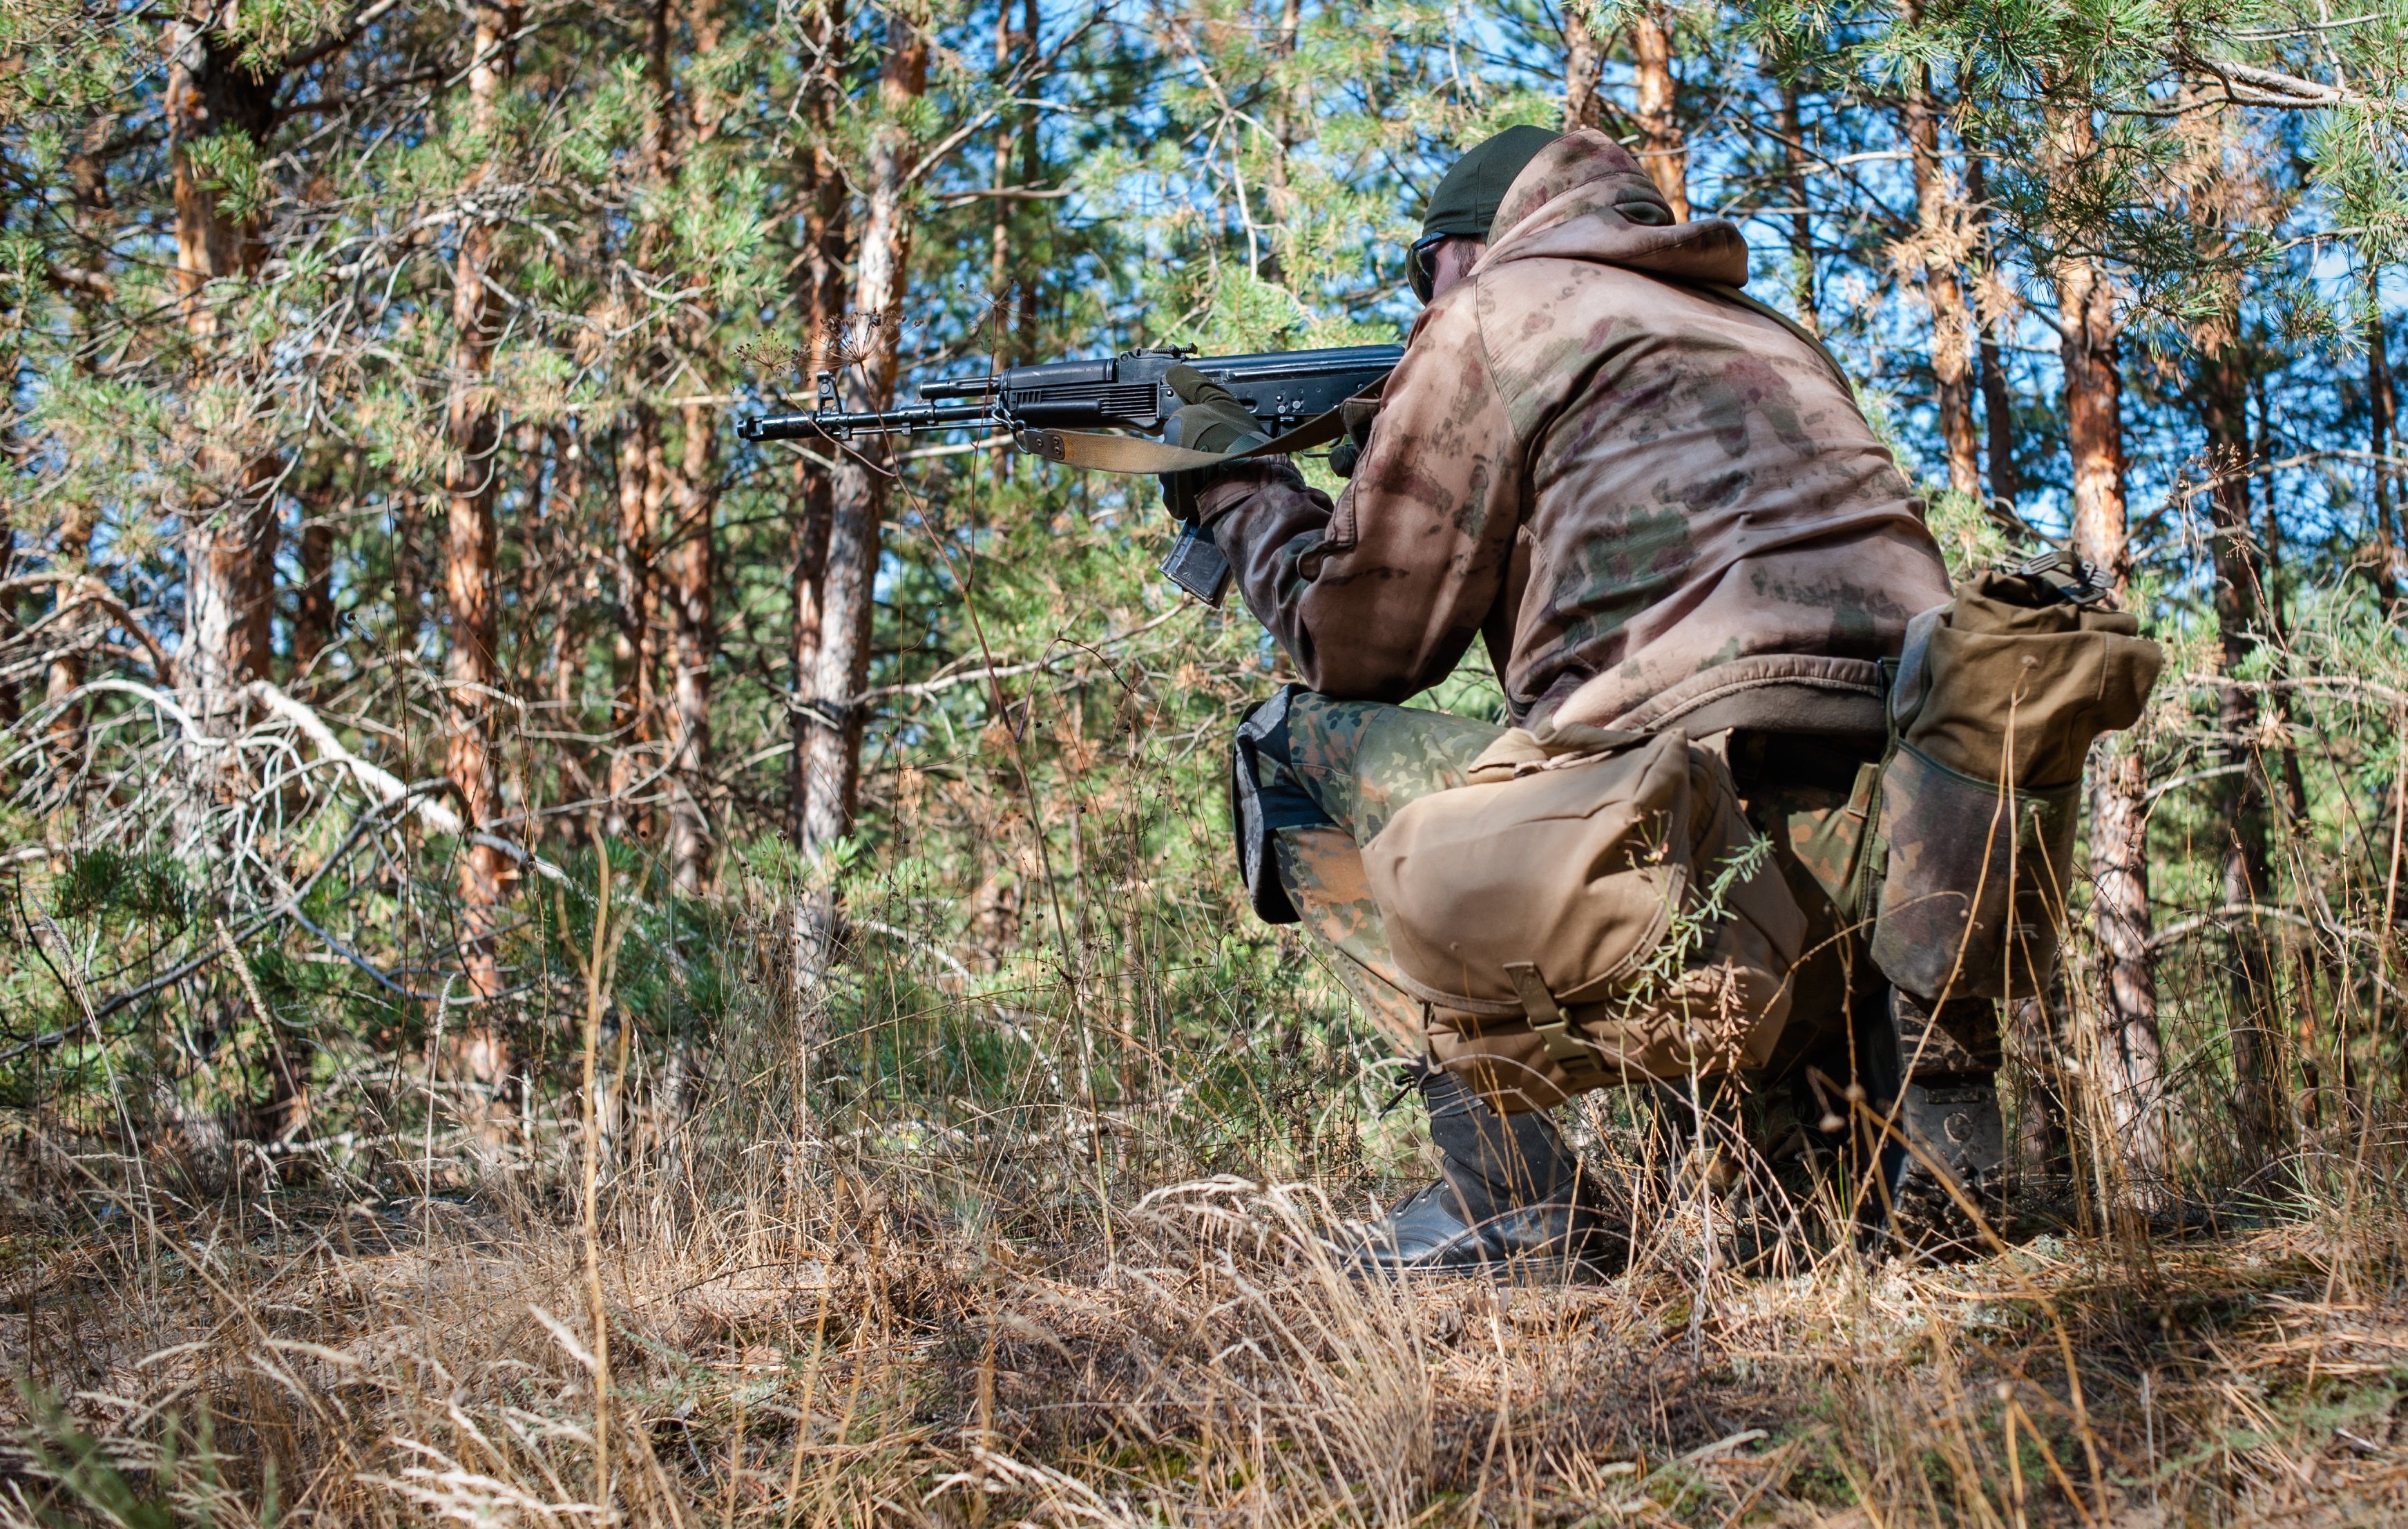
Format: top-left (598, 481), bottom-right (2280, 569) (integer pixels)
top-left (1192, 292), bottom-right (1525, 703)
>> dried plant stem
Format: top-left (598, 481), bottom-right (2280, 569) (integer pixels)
top-left (721, 1381), bottom-right (746, 1529)
top-left (576, 837), bottom-right (624, 1508)
top-left (2376, 705), bottom-right (2406, 1038)
top-left (776, 1282), bottom-right (832, 1529)
top-left (2001, 1396), bottom-right (2030, 1529)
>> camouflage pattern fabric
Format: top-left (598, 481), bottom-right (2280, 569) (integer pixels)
top-left (1256, 696), bottom-right (1503, 1052)
top-left (1192, 128), bottom-right (1953, 731)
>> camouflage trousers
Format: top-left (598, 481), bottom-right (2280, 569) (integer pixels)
top-left (1245, 693), bottom-right (1506, 1053)
top-left (1241, 690), bottom-right (1884, 1072)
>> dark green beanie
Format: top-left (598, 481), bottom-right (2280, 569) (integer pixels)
top-left (1420, 124), bottom-right (1563, 241)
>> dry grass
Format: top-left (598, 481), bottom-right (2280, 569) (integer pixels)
top-left (12, 1116), bottom-right (2408, 1528)
top-left (8, 626), bottom-right (2407, 1526)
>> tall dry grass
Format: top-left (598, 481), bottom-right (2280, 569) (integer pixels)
top-left (14, 983), bottom-right (2408, 1527)
top-left (6, 600), bottom-right (2408, 1525)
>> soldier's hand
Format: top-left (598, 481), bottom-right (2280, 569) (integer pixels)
top-left (1164, 365), bottom-right (1262, 453)
top-left (1160, 364), bottom-right (1267, 521)
top-left (1329, 397), bottom-right (1379, 479)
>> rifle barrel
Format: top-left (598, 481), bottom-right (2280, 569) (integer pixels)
top-left (738, 401), bottom-right (993, 442)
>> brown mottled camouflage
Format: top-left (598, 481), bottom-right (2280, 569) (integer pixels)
top-left (1868, 747), bottom-right (2081, 1004)
top-left (1194, 129), bottom-right (1953, 732)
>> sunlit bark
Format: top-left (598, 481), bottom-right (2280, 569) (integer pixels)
top-left (1629, 5), bottom-right (1688, 220)
top-left (797, 13), bottom-right (928, 861)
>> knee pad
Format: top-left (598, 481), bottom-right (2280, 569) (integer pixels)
top-left (1228, 684), bottom-right (1333, 926)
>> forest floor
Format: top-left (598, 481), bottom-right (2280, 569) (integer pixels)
top-left (8, 1166), bottom-right (2408, 1527)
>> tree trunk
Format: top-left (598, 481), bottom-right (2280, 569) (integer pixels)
top-left (292, 495), bottom-right (336, 684)
top-left (1627, 5), bottom-right (1688, 220)
top-left (1902, 47), bottom-right (1979, 496)
top-left (167, 19), bottom-right (280, 733)
top-left (787, 457), bottom-right (835, 843)
top-left (2056, 226), bottom-right (2166, 1184)
top-left (46, 502), bottom-right (95, 770)
top-left (1979, 332), bottom-right (2016, 504)
top-left (787, 1), bottom-right (848, 853)
top-left (0, 529), bottom-right (14, 731)
top-left (782, 20), bottom-right (850, 1011)
top-left (1564, 3), bottom-right (1603, 131)
top-left (2011, 989), bottom-right (2069, 1188)
top-left (548, 426), bottom-right (584, 744)
top-left (604, 0), bottom-right (681, 848)
top-left (2200, 342), bottom-right (2288, 1167)
top-left (1966, 158), bottom-right (2016, 504)
top-left (1777, 79), bottom-right (1815, 329)
top-left (783, 381), bottom-right (837, 1004)
top-left (665, 405), bottom-right (716, 894)
top-left (982, 0), bottom-right (1021, 486)
top-left (2058, 263), bottom-right (2130, 590)
top-left (1013, 0), bottom-right (1040, 361)
top-left (797, 13), bottom-right (928, 860)
top-left (182, 467), bottom-right (278, 721)
top-left (2371, 267), bottom-right (2402, 603)
top-left (789, 316), bottom-right (843, 844)
top-left (659, 0), bottom-right (724, 897)
top-left (48, 119), bottom-right (114, 762)
top-left (390, 501), bottom-right (422, 660)
top-left (609, 408), bottom-right (660, 837)
top-left (1259, 0), bottom-right (1307, 284)
top-left (441, 1), bottom-right (519, 1148)
top-left (987, 0), bottom-right (1016, 325)
top-left (271, 477), bottom-right (338, 1193)
top-left (2087, 750), bottom-right (2167, 1184)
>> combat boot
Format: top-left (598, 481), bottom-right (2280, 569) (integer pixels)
top-left (1338, 1065), bottom-right (1623, 1280)
top-left (1874, 987), bottom-right (2007, 1259)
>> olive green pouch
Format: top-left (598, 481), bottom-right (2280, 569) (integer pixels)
top-left (1866, 562), bottom-right (2163, 1002)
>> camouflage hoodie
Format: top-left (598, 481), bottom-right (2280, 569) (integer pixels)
top-left (1195, 130), bottom-right (1953, 739)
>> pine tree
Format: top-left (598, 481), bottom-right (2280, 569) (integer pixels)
top-left (797, 9), bottom-right (929, 861)
top-left (1897, 0), bottom-right (1980, 497)
top-left (442, 0), bottom-right (520, 1123)
top-left (166, 10), bottom-right (283, 733)
top-left (1627, 1), bottom-right (1688, 218)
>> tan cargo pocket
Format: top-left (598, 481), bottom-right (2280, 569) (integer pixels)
top-left (1868, 742), bottom-right (2081, 1003)
top-left (1360, 727), bottom-right (1807, 1114)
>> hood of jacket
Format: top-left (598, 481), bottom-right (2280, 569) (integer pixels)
top-left (1476, 129), bottom-right (1750, 288)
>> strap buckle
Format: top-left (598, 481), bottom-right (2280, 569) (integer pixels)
top-left (2013, 548), bottom-right (2111, 605)
top-left (1503, 960), bottom-right (1612, 1090)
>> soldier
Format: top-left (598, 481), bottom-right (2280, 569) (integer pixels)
top-left (1163, 125), bottom-right (1998, 1275)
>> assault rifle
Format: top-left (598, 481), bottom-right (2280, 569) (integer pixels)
top-left (736, 343), bottom-right (1402, 604)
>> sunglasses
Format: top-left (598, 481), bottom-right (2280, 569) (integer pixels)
top-left (1406, 229), bottom-right (1451, 304)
